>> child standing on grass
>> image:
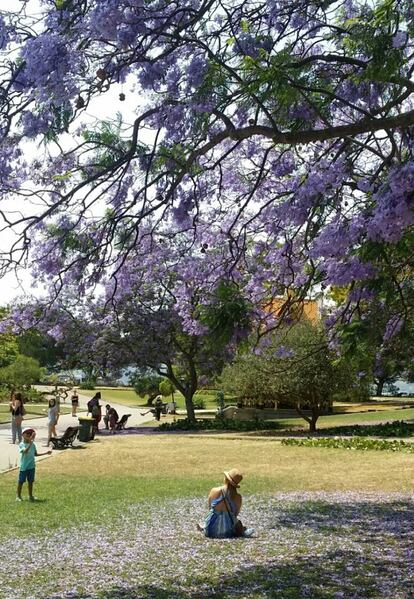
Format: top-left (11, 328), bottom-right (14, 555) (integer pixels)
top-left (16, 428), bottom-right (52, 502)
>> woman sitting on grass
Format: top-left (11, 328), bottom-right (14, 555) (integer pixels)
top-left (199, 469), bottom-right (254, 538)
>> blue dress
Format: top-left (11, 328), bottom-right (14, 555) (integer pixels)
top-left (204, 491), bottom-right (237, 538)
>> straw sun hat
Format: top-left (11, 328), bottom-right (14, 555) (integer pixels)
top-left (224, 468), bottom-right (243, 488)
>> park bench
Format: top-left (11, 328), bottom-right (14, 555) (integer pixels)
top-left (115, 414), bottom-right (131, 430)
top-left (49, 426), bottom-right (80, 449)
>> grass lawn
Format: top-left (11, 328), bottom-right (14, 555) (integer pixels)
top-left (80, 386), bottom-right (224, 409)
top-left (0, 435), bottom-right (414, 598)
top-left (0, 403), bottom-right (73, 424)
top-left (143, 406), bottom-right (414, 434)
top-left (275, 407), bottom-right (414, 430)
top-left (332, 401), bottom-right (414, 412)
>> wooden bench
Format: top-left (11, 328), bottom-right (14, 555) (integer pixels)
top-left (50, 426), bottom-right (80, 449)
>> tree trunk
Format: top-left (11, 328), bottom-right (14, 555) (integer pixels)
top-left (147, 393), bottom-right (157, 406)
top-left (375, 378), bottom-right (385, 396)
top-left (309, 406), bottom-right (319, 433)
top-left (184, 392), bottom-right (196, 424)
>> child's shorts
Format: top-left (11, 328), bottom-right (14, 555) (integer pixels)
top-left (18, 469), bottom-right (35, 484)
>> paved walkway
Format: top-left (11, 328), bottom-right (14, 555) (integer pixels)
top-left (0, 390), bottom-right (152, 473)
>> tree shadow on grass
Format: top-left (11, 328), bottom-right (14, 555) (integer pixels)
top-left (48, 544), bottom-right (413, 598)
top-left (271, 497), bottom-right (414, 541)
top-left (39, 497), bottom-right (414, 599)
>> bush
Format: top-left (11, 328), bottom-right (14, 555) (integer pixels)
top-left (23, 387), bottom-right (44, 403)
top-left (79, 380), bottom-right (96, 390)
top-left (332, 385), bottom-right (370, 403)
top-left (159, 417), bottom-right (283, 432)
top-left (193, 397), bottom-right (206, 409)
top-left (281, 436), bottom-right (414, 453)
top-left (130, 373), bottom-right (163, 404)
top-left (0, 354), bottom-right (42, 389)
top-left (0, 386), bottom-right (11, 402)
top-left (322, 420), bottom-right (414, 438)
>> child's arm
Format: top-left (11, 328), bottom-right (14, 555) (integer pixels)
top-left (35, 449), bottom-right (52, 457)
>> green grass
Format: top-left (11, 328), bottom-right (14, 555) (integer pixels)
top-left (0, 403), bottom-right (73, 424)
top-left (150, 407), bottom-right (414, 434)
top-left (1, 434), bottom-right (413, 540)
top-left (275, 407), bottom-right (414, 430)
top-left (80, 387), bottom-right (414, 418)
top-left (80, 387), bottom-right (147, 407)
top-left (80, 387), bottom-right (227, 409)
top-left (2, 434), bottom-right (413, 598)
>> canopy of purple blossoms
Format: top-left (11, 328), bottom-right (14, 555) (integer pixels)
top-left (0, 0), bottom-right (412, 346)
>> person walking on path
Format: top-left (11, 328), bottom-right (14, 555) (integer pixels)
top-left (47, 398), bottom-right (59, 446)
top-left (200, 469), bottom-right (254, 538)
top-left (10, 391), bottom-right (24, 445)
top-left (154, 395), bottom-right (163, 421)
top-left (71, 389), bottom-right (79, 417)
top-left (16, 427), bottom-right (51, 502)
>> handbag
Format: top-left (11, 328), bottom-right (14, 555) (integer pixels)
top-left (221, 491), bottom-right (244, 537)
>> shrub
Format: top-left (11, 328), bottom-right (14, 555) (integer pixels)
top-left (130, 373), bottom-right (163, 404)
top-left (281, 436), bottom-right (414, 453)
top-left (23, 387), bottom-right (44, 403)
top-left (193, 397), bottom-right (206, 409)
top-left (322, 420), bottom-right (414, 438)
top-left (159, 417), bottom-right (283, 432)
top-left (0, 354), bottom-right (42, 389)
top-left (79, 380), bottom-right (96, 390)
top-left (159, 379), bottom-right (175, 399)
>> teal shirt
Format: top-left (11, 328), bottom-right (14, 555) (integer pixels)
top-left (19, 441), bottom-right (36, 471)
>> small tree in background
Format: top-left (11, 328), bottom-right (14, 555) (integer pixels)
top-left (222, 322), bottom-right (354, 432)
top-left (130, 373), bottom-right (164, 406)
top-left (159, 379), bottom-right (175, 402)
top-left (0, 355), bottom-right (42, 394)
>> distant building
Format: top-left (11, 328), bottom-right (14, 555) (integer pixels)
top-left (265, 294), bottom-right (322, 324)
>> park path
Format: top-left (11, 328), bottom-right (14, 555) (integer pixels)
top-left (0, 388), bottom-right (151, 473)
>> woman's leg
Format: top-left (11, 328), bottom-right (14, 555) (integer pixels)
top-left (47, 423), bottom-right (53, 445)
top-left (16, 420), bottom-right (22, 443)
top-left (11, 418), bottom-right (16, 443)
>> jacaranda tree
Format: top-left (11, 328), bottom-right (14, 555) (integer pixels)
top-left (3, 236), bottom-right (252, 422)
top-left (0, 0), bottom-right (413, 350)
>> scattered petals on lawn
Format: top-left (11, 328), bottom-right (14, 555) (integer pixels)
top-left (1, 492), bottom-right (413, 598)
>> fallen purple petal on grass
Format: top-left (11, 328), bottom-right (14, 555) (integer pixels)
top-left (0, 492), bottom-right (413, 598)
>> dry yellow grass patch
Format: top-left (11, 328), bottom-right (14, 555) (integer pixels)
top-left (41, 434), bottom-right (414, 492)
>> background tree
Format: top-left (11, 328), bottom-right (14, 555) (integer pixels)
top-left (0, 354), bottom-right (42, 392)
top-left (17, 328), bottom-right (62, 370)
top-left (221, 322), bottom-right (355, 431)
top-left (104, 276), bottom-right (252, 423)
top-left (0, 309), bottom-right (19, 369)
top-left (329, 233), bottom-right (414, 396)
top-left (130, 373), bottom-right (164, 406)
top-left (159, 378), bottom-right (176, 402)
